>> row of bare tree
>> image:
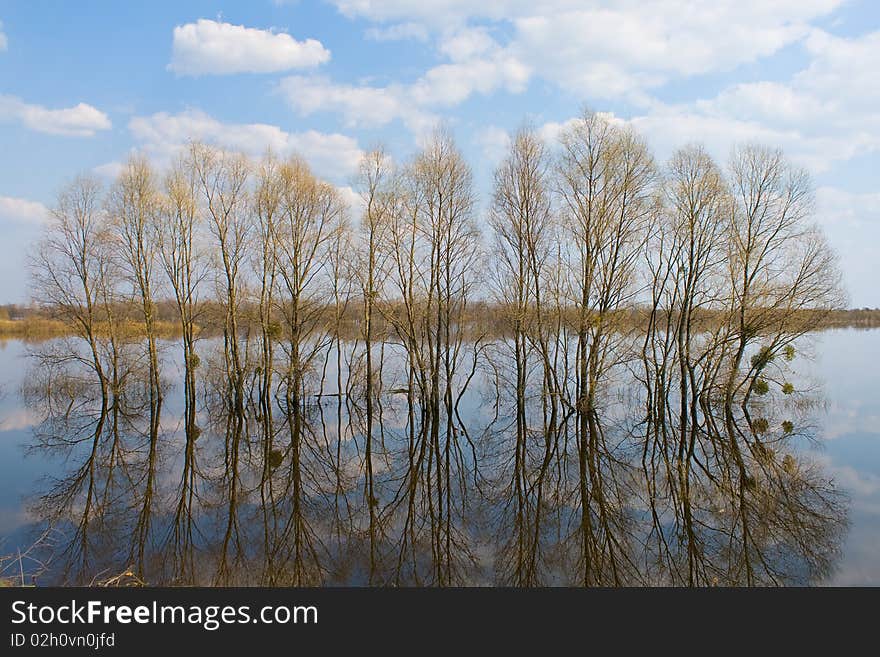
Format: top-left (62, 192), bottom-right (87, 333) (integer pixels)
top-left (26, 110), bottom-right (845, 585)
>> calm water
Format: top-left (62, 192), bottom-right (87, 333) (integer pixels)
top-left (0, 328), bottom-right (878, 586)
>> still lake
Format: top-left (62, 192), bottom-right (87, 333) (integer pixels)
top-left (0, 328), bottom-right (878, 586)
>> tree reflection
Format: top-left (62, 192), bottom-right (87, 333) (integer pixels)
top-left (19, 330), bottom-right (845, 587)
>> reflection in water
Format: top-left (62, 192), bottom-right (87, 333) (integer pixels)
top-left (16, 330), bottom-right (847, 587)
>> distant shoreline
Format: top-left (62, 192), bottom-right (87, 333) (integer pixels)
top-left (2, 305), bottom-right (879, 341)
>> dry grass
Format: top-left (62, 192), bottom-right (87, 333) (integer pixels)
top-left (1, 307), bottom-right (878, 342)
top-left (0, 318), bottom-right (69, 339)
top-left (0, 318), bottom-right (184, 342)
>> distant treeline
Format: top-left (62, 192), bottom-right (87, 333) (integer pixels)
top-left (2, 301), bottom-right (879, 341)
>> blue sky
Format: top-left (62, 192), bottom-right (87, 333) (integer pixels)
top-left (0, 0), bottom-right (878, 305)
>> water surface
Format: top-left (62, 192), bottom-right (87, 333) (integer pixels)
top-left (0, 329), bottom-right (877, 586)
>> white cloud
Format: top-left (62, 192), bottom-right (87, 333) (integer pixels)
top-left (509, 2), bottom-right (837, 101)
top-left (330, 1), bottom-right (844, 101)
top-left (0, 21), bottom-right (7, 51)
top-left (802, 29), bottom-right (880, 111)
top-left (305, 2), bottom-right (845, 136)
top-left (128, 109), bottom-right (363, 182)
top-left (538, 113), bottom-right (623, 145)
top-left (331, 0), bottom-right (522, 24)
top-left (697, 82), bottom-right (828, 127)
top-left (365, 22), bottom-right (430, 42)
top-left (336, 184), bottom-right (366, 219)
top-left (332, 1), bottom-right (842, 32)
top-left (410, 47), bottom-right (530, 107)
top-left (812, 453), bottom-right (880, 498)
top-left (816, 187), bottom-right (880, 227)
top-left (280, 26), bottom-right (529, 134)
top-left (536, 118), bottom-right (578, 145)
top-left (438, 26), bottom-right (495, 61)
top-left (630, 107), bottom-right (836, 171)
top-left (476, 125), bottom-right (511, 164)
top-left (541, 104), bottom-right (860, 176)
top-left (0, 196), bottom-right (49, 225)
top-left (814, 187), bottom-right (880, 308)
top-left (690, 31), bottom-right (880, 137)
top-left (278, 76), bottom-right (437, 133)
top-left (169, 19), bottom-right (330, 76)
top-left (92, 161), bottom-right (124, 179)
top-left (412, 26), bottom-right (531, 106)
top-left (533, 24), bottom-right (880, 177)
top-left (0, 95), bottom-right (111, 137)
top-left (0, 408), bottom-right (41, 431)
top-left (614, 28), bottom-right (880, 171)
top-left (298, 2), bottom-right (847, 131)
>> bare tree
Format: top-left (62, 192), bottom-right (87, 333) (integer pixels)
top-left (354, 146), bottom-right (395, 581)
top-left (488, 126), bottom-right (561, 585)
top-left (31, 176), bottom-right (112, 395)
top-left (385, 127), bottom-right (483, 585)
top-left (28, 175), bottom-right (123, 577)
top-left (557, 110), bottom-right (656, 585)
top-left (106, 154), bottom-right (165, 577)
top-left (155, 154), bottom-right (206, 579)
top-left (273, 154), bottom-right (348, 584)
top-left (638, 145), bottom-right (731, 585)
top-left (723, 145), bottom-right (846, 409)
